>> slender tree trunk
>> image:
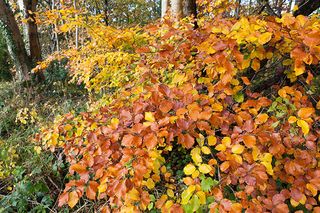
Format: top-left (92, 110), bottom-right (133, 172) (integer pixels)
top-left (73, 0), bottom-right (79, 49)
top-left (287, 0), bottom-right (293, 12)
top-left (161, 0), bottom-right (169, 18)
top-left (104, 0), bottom-right (109, 25)
top-left (235, 0), bottom-right (241, 18)
top-left (0, 0), bottom-right (30, 81)
top-left (171, 0), bottom-right (183, 19)
top-left (23, 0), bottom-right (45, 81)
top-left (24, 0), bottom-right (42, 62)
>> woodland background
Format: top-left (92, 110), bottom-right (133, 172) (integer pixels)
top-left (0, 0), bottom-right (320, 212)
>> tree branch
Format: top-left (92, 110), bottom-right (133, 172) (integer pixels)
top-left (293, 0), bottom-right (320, 16)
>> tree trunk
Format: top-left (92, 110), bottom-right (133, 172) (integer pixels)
top-left (23, 0), bottom-right (45, 81)
top-left (104, 0), bottom-right (109, 25)
top-left (0, 0), bottom-right (30, 81)
top-left (161, 0), bottom-right (169, 18)
top-left (235, 0), bottom-right (241, 18)
top-left (183, 0), bottom-right (197, 17)
top-left (171, 0), bottom-right (183, 19)
top-left (23, 0), bottom-right (42, 63)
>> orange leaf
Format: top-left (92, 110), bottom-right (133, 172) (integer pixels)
top-left (159, 100), bottom-right (173, 113)
top-left (178, 133), bottom-right (194, 149)
top-left (220, 161), bottom-right (230, 172)
top-left (251, 59), bottom-right (260, 71)
top-left (86, 181), bottom-right (99, 200)
top-left (69, 164), bottom-right (87, 174)
top-left (241, 77), bottom-right (251, 85)
top-left (297, 107), bottom-right (315, 119)
top-left (58, 192), bottom-right (68, 207)
top-left (122, 134), bottom-right (134, 147)
top-left (255, 113), bottom-right (268, 124)
top-left (243, 135), bottom-right (256, 148)
top-left (144, 133), bottom-right (158, 149)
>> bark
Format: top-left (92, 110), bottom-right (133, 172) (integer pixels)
top-left (23, 0), bottom-right (42, 63)
top-left (287, 0), bottom-right (293, 12)
top-left (171, 0), bottom-right (183, 19)
top-left (183, 0), bottom-right (197, 17)
top-left (104, 0), bottom-right (109, 25)
top-left (235, 0), bottom-right (241, 18)
top-left (22, 0), bottom-right (45, 81)
top-left (293, 0), bottom-right (320, 16)
top-left (0, 0), bottom-right (30, 81)
top-left (161, 0), bottom-right (169, 18)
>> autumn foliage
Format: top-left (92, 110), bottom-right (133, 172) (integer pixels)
top-left (36, 5), bottom-right (320, 213)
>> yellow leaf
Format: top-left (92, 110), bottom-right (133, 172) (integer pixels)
top-left (252, 146), bottom-right (260, 161)
top-left (192, 170), bottom-right (200, 178)
top-left (201, 146), bottom-right (211, 154)
top-left (198, 164), bottom-right (212, 174)
top-left (222, 137), bottom-right (231, 146)
top-left (294, 63), bottom-right (305, 76)
top-left (184, 164), bottom-right (196, 175)
top-left (232, 154), bottom-right (243, 164)
top-left (145, 112), bottom-right (155, 122)
top-left (293, 5), bottom-right (299, 12)
top-left (191, 148), bottom-right (202, 164)
top-left (207, 135), bottom-right (217, 146)
top-left (231, 144), bottom-right (244, 154)
top-left (282, 59), bottom-right (292, 66)
top-left (297, 119), bottom-right (309, 136)
top-left (258, 32), bottom-right (272, 45)
top-left (288, 116), bottom-right (297, 124)
top-left (290, 198), bottom-right (299, 207)
top-left (146, 178), bottom-right (155, 189)
top-left (215, 144), bottom-right (226, 152)
top-left (181, 185), bottom-right (196, 205)
top-left (260, 153), bottom-right (273, 175)
top-left (167, 189), bottom-right (174, 197)
top-left (299, 194), bottom-right (307, 205)
top-left (98, 184), bottom-right (107, 194)
top-left (68, 191), bottom-right (79, 208)
top-left (165, 200), bottom-right (174, 209)
top-left (196, 191), bottom-right (206, 204)
top-left (212, 103), bottom-right (223, 112)
top-left (128, 188), bottom-right (140, 201)
top-left (261, 161), bottom-right (273, 175)
top-left (34, 146), bottom-right (41, 154)
top-left (306, 183), bottom-right (317, 197)
top-left (111, 118), bottom-right (119, 126)
top-left (317, 100), bottom-right (320, 110)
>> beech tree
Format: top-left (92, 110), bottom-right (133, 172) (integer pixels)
top-left (161, 0), bottom-right (197, 18)
top-left (0, 0), bottom-right (30, 81)
top-left (0, 0), bottom-right (44, 81)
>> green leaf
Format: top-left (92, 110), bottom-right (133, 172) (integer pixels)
top-left (271, 121), bottom-right (280, 128)
top-left (206, 196), bottom-right (215, 204)
top-left (181, 185), bottom-right (196, 205)
top-left (148, 202), bottom-right (154, 210)
top-left (183, 195), bottom-right (200, 213)
top-left (201, 177), bottom-right (218, 192)
top-left (233, 92), bottom-right (244, 103)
